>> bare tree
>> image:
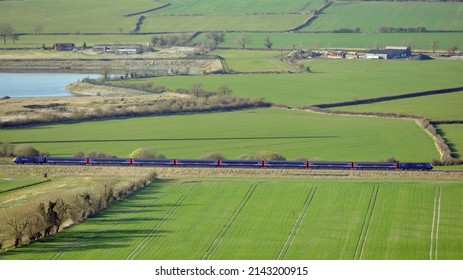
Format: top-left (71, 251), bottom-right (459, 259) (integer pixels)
top-left (264, 36), bottom-right (273, 49)
top-left (216, 84), bottom-right (233, 95)
top-left (191, 82), bottom-right (203, 97)
top-left (33, 24), bottom-right (43, 35)
top-left (1, 23), bottom-right (15, 44)
top-left (206, 31), bottom-right (225, 49)
top-left (448, 44), bottom-right (458, 55)
top-left (236, 33), bottom-right (251, 49)
top-left (5, 214), bottom-right (29, 247)
top-left (431, 40), bottom-right (438, 53)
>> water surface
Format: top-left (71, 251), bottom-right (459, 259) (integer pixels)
top-left (0, 72), bottom-right (99, 98)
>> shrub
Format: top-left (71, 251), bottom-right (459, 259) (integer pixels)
top-left (255, 151), bottom-right (286, 161)
top-left (13, 144), bottom-right (40, 157)
top-left (200, 152), bottom-right (226, 160)
top-left (128, 147), bottom-right (166, 159)
top-left (0, 142), bottom-right (14, 157)
top-left (86, 151), bottom-right (114, 158)
top-left (237, 154), bottom-right (255, 160)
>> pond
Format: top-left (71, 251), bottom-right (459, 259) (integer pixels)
top-left (0, 72), bottom-right (100, 98)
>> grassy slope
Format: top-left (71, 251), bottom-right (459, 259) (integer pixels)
top-left (1, 108), bottom-right (439, 162)
top-left (1, 0), bottom-right (160, 33)
top-left (302, 2), bottom-right (463, 32)
top-left (2, 178), bottom-right (461, 260)
top-left (140, 60), bottom-right (463, 107)
top-left (437, 124), bottom-right (463, 159)
top-left (333, 91), bottom-right (463, 121)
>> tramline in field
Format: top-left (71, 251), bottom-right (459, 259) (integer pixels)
top-left (12, 156), bottom-right (433, 170)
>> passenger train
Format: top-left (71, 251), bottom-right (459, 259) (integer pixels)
top-left (13, 156), bottom-right (433, 170)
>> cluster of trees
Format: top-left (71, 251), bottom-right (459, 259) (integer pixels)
top-left (333, 27), bottom-right (361, 33)
top-left (0, 23), bottom-right (19, 44)
top-left (151, 34), bottom-right (191, 47)
top-left (0, 143), bottom-right (48, 157)
top-left (1, 171), bottom-right (157, 250)
top-left (199, 151), bottom-right (287, 161)
top-left (379, 26), bottom-right (427, 33)
top-left (419, 119), bottom-right (462, 165)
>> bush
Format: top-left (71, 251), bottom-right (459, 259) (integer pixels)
top-left (0, 142), bottom-right (14, 157)
top-left (255, 151), bottom-right (286, 161)
top-left (13, 144), bottom-right (40, 157)
top-left (200, 152), bottom-right (226, 160)
top-left (128, 147), bottom-right (166, 159)
top-left (236, 154), bottom-right (255, 160)
top-left (382, 156), bottom-right (398, 163)
top-left (86, 151), bottom-right (114, 158)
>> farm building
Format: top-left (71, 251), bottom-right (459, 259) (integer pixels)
top-left (54, 43), bottom-right (75, 51)
top-left (92, 44), bottom-right (144, 54)
top-left (366, 46), bottom-right (411, 59)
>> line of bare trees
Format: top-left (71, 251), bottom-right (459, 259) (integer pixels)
top-left (0, 171), bottom-right (157, 251)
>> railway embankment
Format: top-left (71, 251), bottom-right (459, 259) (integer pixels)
top-left (3, 164), bottom-right (463, 181)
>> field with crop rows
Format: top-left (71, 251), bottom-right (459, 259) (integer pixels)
top-left (1, 108), bottom-right (439, 162)
top-left (1, 178), bottom-right (461, 260)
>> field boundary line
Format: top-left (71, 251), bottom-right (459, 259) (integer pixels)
top-left (429, 186), bottom-right (438, 259)
top-left (202, 183), bottom-right (259, 260)
top-left (277, 186), bottom-right (317, 260)
top-left (125, 185), bottom-right (194, 260)
top-left (429, 186), bottom-right (442, 260)
top-left (51, 181), bottom-right (187, 260)
top-left (354, 185), bottom-right (379, 260)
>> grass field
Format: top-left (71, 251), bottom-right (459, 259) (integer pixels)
top-left (302, 2), bottom-right (463, 32)
top-left (1, 177), bottom-right (461, 260)
top-left (140, 14), bottom-right (310, 32)
top-left (333, 91), bottom-right (463, 121)
top-left (1, 0), bottom-right (161, 33)
top-left (211, 49), bottom-right (297, 72)
top-left (214, 31), bottom-right (463, 51)
top-left (148, 0), bottom-right (325, 15)
top-left (2, 0), bottom-right (462, 51)
top-left (135, 59), bottom-right (463, 107)
top-left (0, 176), bottom-right (49, 195)
top-left (0, 108), bottom-right (439, 162)
top-left (437, 124), bottom-right (463, 160)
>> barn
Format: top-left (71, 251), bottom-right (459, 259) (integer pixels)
top-left (53, 43), bottom-right (75, 51)
top-left (366, 46), bottom-right (411, 59)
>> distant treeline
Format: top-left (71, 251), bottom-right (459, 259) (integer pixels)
top-left (379, 26), bottom-right (427, 33)
top-left (358, 0), bottom-right (462, 2)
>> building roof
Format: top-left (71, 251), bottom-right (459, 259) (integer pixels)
top-left (385, 46), bottom-right (410, 50)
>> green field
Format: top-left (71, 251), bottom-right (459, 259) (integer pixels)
top-left (1, 0), bottom-right (463, 262)
top-left (1, 178), bottom-right (461, 260)
top-left (0, 176), bottom-right (49, 195)
top-left (141, 14), bottom-right (309, 33)
top-left (1, 0), bottom-right (161, 33)
top-left (1, 0), bottom-right (462, 51)
top-left (437, 124), bottom-right (463, 159)
top-left (333, 91), bottom-right (463, 121)
top-left (135, 60), bottom-right (463, 107)
top-left (1, 108), bottom-right (439, 162)
top-left (212, 49), bottom-right (297, 72)
top-left (302, 2), bottom-right (463, 32)
top-left (214, 31), bottom-right (463, 51)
